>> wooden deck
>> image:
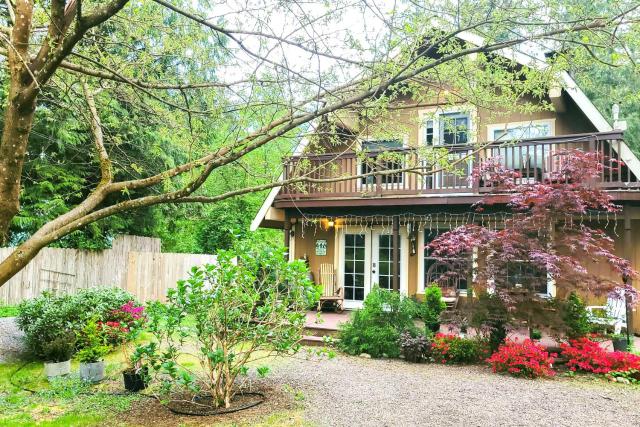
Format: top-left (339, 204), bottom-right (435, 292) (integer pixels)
top-left (277, 131), bottom-right (640, 208)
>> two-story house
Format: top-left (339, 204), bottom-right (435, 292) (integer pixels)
top-left (251, 32), bottom-right (640, 331)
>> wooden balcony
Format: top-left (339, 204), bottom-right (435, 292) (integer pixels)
top-left (276, 131), bottom-right (640, 207)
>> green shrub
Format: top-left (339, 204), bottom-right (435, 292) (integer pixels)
top-left (562, 292), bottom-right (592, 339)
top-left (41, 331), bottom-right (77, 362)
top-left (17, 288), bottom-right (136, 360)
top-left (417, 284), bottom-right (446, 333)
top-left (431, 333), bottom-right (489, 364)
top-left (76, 319), bottom-right (110, 363)
top-left (338, 286), bottom-right (417, 358)
top-left (137, 242), bottom-right (317, 408)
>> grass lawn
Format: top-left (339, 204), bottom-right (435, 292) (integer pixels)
top-left (0, 304), bottom-right (19, 317)
top-left (0, 326), bottom-right (305, 427)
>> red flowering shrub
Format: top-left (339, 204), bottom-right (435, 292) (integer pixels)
top-left (98, 301), bottom-right (145, 345)
top-left (561, 338), bottom-right (640, 374)
top-left (431, 333), bottom-right (489, 364)
top-left (486, 339), bottom-right (556, 378)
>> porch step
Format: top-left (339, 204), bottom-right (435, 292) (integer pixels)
top-left (303, 324), bottom-right (340, 338)
top-left (300, 335), bottom-right (338, 347)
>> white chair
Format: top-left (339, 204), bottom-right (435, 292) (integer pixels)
top-left (586, 290), bottom-right (628, 334)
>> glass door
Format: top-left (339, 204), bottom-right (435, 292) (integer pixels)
top-left (343, 233), bottom-right (369, 308)
top-left (372, 233), bottom-right (399, 291)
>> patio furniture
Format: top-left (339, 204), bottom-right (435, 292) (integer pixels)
top-left (586, 290), bottom-right (628, 334)
top-left (425, 261), bottom-right (460, 309)
top-left (317, 263), bottom-right (344, 312)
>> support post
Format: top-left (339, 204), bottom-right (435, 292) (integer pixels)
top-left (392, 216), bottom-right (400, 292)
top-left (284, 214), bottom-right (291, 261)
top-left (623, 207), bottom-right (635, 338)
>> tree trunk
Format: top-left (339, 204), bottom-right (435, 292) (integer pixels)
top-left (0, 95), bottom-right (37, 244)
top-left (0, 0), bottom-right (37, 245)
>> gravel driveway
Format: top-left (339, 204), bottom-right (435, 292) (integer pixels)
top-left (268, 354), bottom-right (640, 427)
top-left (0, 317), bottom-right (26, 363)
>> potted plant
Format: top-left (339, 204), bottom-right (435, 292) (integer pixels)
top-left (610, 333), bottom-right (630, 352)
top-left (76, 319), bottom-right (110, 382)
top-left (122, 348), bottom-right (149, 392)
top-left (42, 331), bottom-right (76, 379)
top-left (399, 330), bottom-right (430, 363)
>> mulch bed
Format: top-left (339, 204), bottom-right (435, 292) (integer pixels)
top-left (120, 385), bottom-right (295, 426)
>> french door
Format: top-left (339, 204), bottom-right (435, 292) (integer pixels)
top-left (340, 227), bottom-right (408, 309)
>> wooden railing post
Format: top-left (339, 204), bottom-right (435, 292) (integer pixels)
top-left (472, 149), bottom-right (480, 193)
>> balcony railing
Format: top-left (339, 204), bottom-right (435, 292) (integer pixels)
top-left (277, 131), bottom-right (639, 201)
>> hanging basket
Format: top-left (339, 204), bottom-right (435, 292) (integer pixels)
top-left (166, 391), bottom-right (265, 416)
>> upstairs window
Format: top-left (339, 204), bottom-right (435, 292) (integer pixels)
top-left (441, 113), bottom-right (469, 145)
top-left (423, 112), bottom-right (471, 146)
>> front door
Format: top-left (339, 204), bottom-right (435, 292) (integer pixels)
top-left (340, 227), bottom-right (408, 309)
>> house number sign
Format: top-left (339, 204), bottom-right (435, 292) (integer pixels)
top-left (315, 239), bottom-right (327, 256)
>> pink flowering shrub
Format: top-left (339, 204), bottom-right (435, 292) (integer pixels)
top-left (431, 333), bottom-right (489, 364)
top-left (98, 301), bottom-right (145, 345)
top-left (486, 339), bottom-right (556, 378)
top-left (561, 338), bottom-right (640, 374)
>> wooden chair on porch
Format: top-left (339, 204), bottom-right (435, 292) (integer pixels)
top-left (317, 263), bottom-right (344, 312)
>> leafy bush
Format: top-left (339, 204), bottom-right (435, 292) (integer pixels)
top-left (417, 284), bottom-right (446, 333)
top-left (561, 338), bottom-right (640, 374)
top-left (338, 286), bottom-right (417, 358)
top-left (16, 288), bottom-right (137, 360)
top-left (562, 292), bottom-right (592, 339)
top-left (431, 333), bottom-right (489, 364)
top-left (0, 304), bottom-right (18, 317)
top-left (76, 319), bottom-right (110, 364)
top-left (486, 339), bottom-right (556, 378)
top-left (399, 330), bottom-right (431, 363)
top-left (41, 331), bottom-right (77, 362)
top-left (136, 242), bottom-right (317, 409)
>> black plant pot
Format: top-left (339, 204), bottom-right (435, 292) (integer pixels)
top-left (612, 337), bottom-right (629, 352)
top-left (123, 368), bottom-right (148, 392)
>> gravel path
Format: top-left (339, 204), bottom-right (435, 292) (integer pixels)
top-left (0, 317), bottom-right (26, 363)
top-left (267, 354), bottom-right (640, 427)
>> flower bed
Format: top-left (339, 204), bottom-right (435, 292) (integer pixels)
top-left (486, 339), bottom-right (556, 378)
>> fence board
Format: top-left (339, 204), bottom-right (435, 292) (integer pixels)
top-left (0, 235), bottom-right (215, 304)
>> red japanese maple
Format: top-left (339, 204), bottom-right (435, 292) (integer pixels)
top-left (429, 149), bottom-right (637, 308)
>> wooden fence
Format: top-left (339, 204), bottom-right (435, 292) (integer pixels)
top-left (0, 235), bottom-right (216, 304)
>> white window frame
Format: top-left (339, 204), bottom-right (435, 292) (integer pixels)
top-left (486, 119), bottom-right (556, 142)
top-left (356, 135), bottom-right (409, 191)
